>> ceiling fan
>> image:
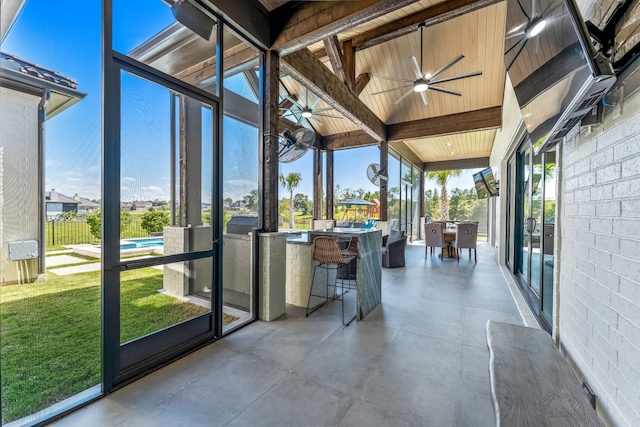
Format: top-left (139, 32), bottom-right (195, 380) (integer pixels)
top-left (280, 87), bottom-right (343, 126)
top-left (504, 0), bottom-right (564, 71)
top-left (371, 23), bottom-right (482, 106)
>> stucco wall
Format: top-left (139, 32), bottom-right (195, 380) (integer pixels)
top-left (560, 91), bottom-right (640, 426)
top-left (0, 87), bottom-right (40, 284)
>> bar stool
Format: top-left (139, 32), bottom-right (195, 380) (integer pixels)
top-left (306, 236), bottom-right (357, 326)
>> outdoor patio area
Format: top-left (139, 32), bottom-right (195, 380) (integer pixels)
top-left (51, 242), bottom-right (523, 427)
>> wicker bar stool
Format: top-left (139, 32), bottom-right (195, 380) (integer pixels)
top-left (306, 236), bottom-right (357, 326)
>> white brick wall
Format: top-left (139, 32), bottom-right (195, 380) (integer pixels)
top-left (0, 88), bottom-right (40, 284)
top-left (561, 92), bottom-right (640, 426)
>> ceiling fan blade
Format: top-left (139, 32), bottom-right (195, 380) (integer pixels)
top-left (409, 56), bottom-right (423, 80)
top-left (373, 74), bottom-right (414, 83)
top-left (314, 113), bottom-right (345, 119)
top-left (309, 115), bottom-right (324, 126)
top-left (505, 35), bottom-right (526, 55)
top-left (506, 30), bottom-right (526, 40)
top-left (394, 88), bottom-right (415, 105)
top-left (310, 96), bottom-right (322, 109)
top-left (429, 54), bottom-right (464, 80)
top-left (428, 86), bottom-right (462, 96)
top-left (516, 0), bottom-right (530, 20)
top-left (429, 71), bottom-right (482, 85)
top-left (507, 37), bottom-right (529, 71)
top-left (531, 0), bottom-right (538, 19)
top-left (305, 87), bottom-right (310, 107)
top-left (533, 34), bottom-right (540, 54)
top-left (506, 22), bottom-right (527, 37)
top-left (371, 84), bottom-right (414, 96)
top-left (312, 107), bottom-right (335, 113)
top-left (285, 95), bottom-right (303, 110)
top-left (420, 91), bottom-right (428, 106)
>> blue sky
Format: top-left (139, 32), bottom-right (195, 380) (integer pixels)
top-left (3, 0), bottom-right (478, 203)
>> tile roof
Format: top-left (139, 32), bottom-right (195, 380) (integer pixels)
top-left (0, 52), bottom-right (78, 89)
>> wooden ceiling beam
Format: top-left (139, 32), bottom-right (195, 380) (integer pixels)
top-left (271, 0), bottom-right (419, 56)
top-left (352, 0), bottom-right (502, 52)
top-left (424, 157), bottom-right (489, 171)
top-left (323, 35), bottom-right (352, 90)
top-left (281, 48), bottom-right (386, 141)
top-left (311, 0), bottom-right (501, 60)
top-left (343, 39), bottom-right (356, 91)
top-left (354, 73), bottom-right (371, 96)
top-left (387, 106), bottom-right (502, 141)
top-left (323, 130), bottom-right (378, 150)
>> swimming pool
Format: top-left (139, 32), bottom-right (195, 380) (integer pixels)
top-left (120, 237), bottom-right (164, 250)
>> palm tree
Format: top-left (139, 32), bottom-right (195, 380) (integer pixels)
top-left (280, 172), bottom-right (302, 228)
top-left (426, 169), bottom-right (461, 221)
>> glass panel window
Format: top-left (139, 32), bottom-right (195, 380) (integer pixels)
top-left (221, 24), bottom-right (261, 330)
top-left (387, 153), bottom-right (401, 230)
top-left (333, 146), bottom-right (380, 224)
top-left (114, 0), bottom-right (219, 96)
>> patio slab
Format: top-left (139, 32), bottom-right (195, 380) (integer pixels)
top-left (46, 255), bottom-right (89, 268)
top-left (51, 242), bottom-right (526, 427)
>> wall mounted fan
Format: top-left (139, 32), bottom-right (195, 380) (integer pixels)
top-left (505, 0), bottom-right (564, 71)
top-left (278, 128), bottom-right (315, 163)
top-left (372, 24), bottom-right (482, 105)
top-left (366, 163), bottom-right (388, 186)
top-left (280, 87), bottom-right (343, 126)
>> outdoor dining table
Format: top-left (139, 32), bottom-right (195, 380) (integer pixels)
top-left (441, 226), bottom-right (458, 259)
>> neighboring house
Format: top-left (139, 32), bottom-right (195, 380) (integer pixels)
top-left (73, 194), bottom-right (100, 214)
top-left (0, 52), bottom-right (85, 284)
top-left (44, 190), bottom-right (79, 217)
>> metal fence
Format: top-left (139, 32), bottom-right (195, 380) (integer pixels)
top-left (46, 219), bottom-right (148, 246)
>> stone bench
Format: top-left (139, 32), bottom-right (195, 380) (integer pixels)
top-left (486, 321), bottom-right (604, 427)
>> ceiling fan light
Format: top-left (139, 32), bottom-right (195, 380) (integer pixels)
top-left (414, 82), bottom-right (429, 92)
top-left (424, 73), bottom-right (432, 80)
top-left (530, 20), bottom-right (547, 37)
top-left (301, 110), bottom-right (313, 118)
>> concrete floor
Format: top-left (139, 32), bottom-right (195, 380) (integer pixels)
top-left (51, 242), bottom-right (523, 427)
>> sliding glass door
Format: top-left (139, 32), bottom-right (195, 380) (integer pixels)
top-left (511, 139), bottom-right (556, 331)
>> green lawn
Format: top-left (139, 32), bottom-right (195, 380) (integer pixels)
top-left (0, 269), bottom-right (209, 423)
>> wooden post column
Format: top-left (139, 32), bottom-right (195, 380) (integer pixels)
top-left (379, 141), bottom-right (388, 221)
top-left (326, 150), bottom-right (334, 220)
top-left (263, 50), bottom-right (280, 232)
top-left (313, 149), bottom-right (323, 219)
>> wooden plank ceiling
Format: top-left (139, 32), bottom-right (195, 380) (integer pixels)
top-left (274, 0), bottom-right (509, 167)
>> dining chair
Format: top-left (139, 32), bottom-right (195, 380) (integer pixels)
top-left (306, 236), bottom-right (357, 326)
top-left (424, 222), bottom-right (446, 258)
top-left (454, 222), bottom-right (478, 262)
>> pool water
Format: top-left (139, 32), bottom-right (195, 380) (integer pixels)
top-left (120, 237), bottom-right (164, 250)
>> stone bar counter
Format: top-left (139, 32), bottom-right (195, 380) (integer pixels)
top-left (286, 228), bottom-right (382, 320)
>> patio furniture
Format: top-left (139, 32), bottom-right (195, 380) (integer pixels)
top-left (424, 222), bottom-right (446, 258)
top-left (382, 229), bottom-right (406, 268)
top-left (306, 236), bottom-right (357, 326)
top-left (454, 222), bottom-right (478, 262)
top-left (487, 321), bottom-right (604, 426)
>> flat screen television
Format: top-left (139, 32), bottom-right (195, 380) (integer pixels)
top-left (473, 167), bottom-right (498, 199)
top-left (503, 0), bottom-right (615, 154)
